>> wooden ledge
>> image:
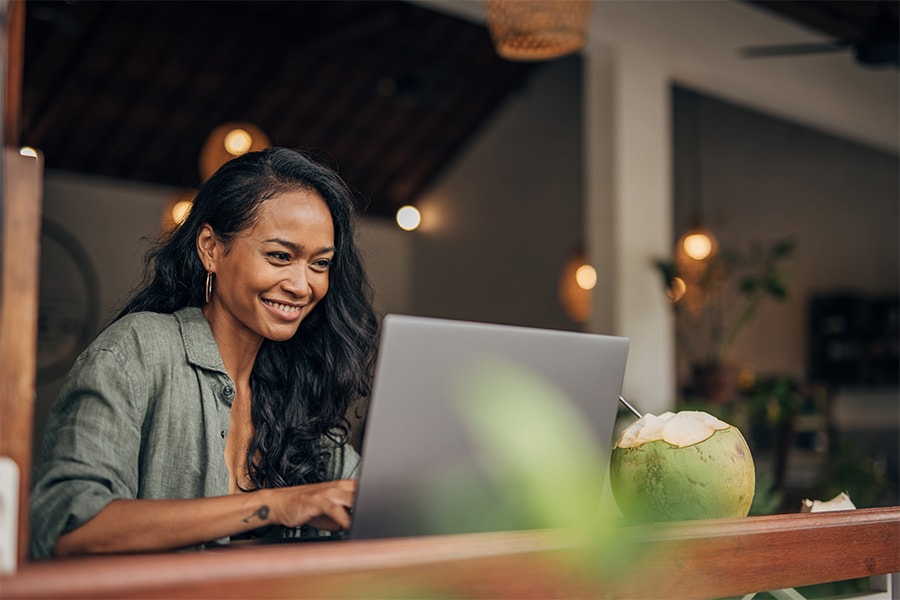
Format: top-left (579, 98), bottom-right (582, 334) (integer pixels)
top-left (2, 507), bottom-right (898, 599)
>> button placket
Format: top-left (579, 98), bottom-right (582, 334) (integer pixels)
top-left (220, 380), bottom-right (235, 443)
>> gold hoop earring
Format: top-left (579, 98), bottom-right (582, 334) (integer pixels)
top-left (205, 271), bottom-right (214, 304)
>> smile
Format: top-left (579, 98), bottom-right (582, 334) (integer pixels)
top-left (262, 299), bottom-right (304, 313)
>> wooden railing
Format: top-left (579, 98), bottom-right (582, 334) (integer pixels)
top-left (2, 506), bottom-right (897, 599)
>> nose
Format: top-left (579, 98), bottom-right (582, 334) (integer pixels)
top-left (282, 265), bottom-right (312, 299)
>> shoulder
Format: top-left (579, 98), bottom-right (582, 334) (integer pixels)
top-left (55, 312), bottom-right (187, 419)
top-left (61, 309), bottom-right (210, 412)
top-left (73, 311), bottom-right (195, 378)
top-left (91, 311), bottom-right (183, 355)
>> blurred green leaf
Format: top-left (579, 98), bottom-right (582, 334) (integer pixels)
top-left (451, 358), bottom-right (645, 572)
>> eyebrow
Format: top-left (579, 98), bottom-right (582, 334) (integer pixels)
top-left (264, 238), bottom-right (335, 255)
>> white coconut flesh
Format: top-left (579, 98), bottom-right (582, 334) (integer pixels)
top-left (615, 410), bottom-right (731, 449)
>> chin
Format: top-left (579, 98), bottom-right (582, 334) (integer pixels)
top-left (268, 327), bottom-right (302, 342)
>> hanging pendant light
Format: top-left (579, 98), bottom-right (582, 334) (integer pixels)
top-left (675, 222), bottom-right (719, 317)
top-left (681, 228), bottom-right (716, 261)
top-left (161, 188), bottom-right (196, 233)
top-left (675, 91), bottom-right (718, 266)
top-left (673, 90), bottom-right (719, 316)
top-left (559, 244), bottom-right (597, 324)
top-left (485, 0), bottom-right (593, 61)
top-left (199, 122), bottom-right (271, 182)
top-left (675, 221), bottom-right (719, 282)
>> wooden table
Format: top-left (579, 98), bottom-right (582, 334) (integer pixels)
top-left (2, 507), bottom-right (898, 599)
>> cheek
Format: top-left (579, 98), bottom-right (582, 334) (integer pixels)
top-left (315, 273), bottom-right (330, 299)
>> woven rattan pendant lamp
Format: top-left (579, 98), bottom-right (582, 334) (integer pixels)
top-left (485, 0), bottom-right (593, 61)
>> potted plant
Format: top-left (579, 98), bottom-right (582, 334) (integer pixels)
top-left (655, 236), bottom-right (796, 404)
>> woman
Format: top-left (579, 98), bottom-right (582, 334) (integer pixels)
top-left (30, 147), bottom-right (378, 558)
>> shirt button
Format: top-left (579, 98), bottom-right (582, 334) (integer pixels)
top-left (221, 430), bottom-right (226, 439)
top-left (223, 385), bottom-right (234, 399)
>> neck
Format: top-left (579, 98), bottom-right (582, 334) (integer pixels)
top-left (201, 304), bottom-right (263, 385)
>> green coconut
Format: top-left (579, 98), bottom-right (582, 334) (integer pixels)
top-left (609, 410), bottom-right (755, 523)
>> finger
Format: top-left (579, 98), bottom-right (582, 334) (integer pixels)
top-left (321, 480), bottom-right (357, 507)
top-left (332, 489), bottom-right (355, 508)
top-left (309, 503), bottom-right (353, 531)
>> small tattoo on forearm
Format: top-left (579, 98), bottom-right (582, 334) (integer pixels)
top-left (243, 505), bottom-right (270, 523)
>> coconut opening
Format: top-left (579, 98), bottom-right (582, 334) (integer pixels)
top-left (615, 410), bottom-right (730, 448)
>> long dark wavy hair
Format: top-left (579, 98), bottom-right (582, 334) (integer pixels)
top-left (117, 147), bottom-right (378, 488)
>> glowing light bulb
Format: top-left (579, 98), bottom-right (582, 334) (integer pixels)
top-left (683, 233), bottom-right (713, 260)
top-left (396, 205), bottom-right (421, 231)
top-left (223, 128), bottom-right (253, 156)
top-left (171, 200), bottom-right (193, 226)
top-left (575, 264), bottom-right (597, 290)
top-left (666, 276), bottom-right (687, 302)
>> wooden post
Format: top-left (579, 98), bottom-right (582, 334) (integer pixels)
top-left (0, 148), bottom-right (43, 563)
top-left (2, 0), bottom-right (38, 565)
top-left (3, 0), bottom-right (25, 147)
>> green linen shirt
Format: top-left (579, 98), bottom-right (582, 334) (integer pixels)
top-left (30, 306), bottom-right (359, 559)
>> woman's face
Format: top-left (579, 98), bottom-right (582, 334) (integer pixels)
top-left (201, 188), bottom-right (335, 344)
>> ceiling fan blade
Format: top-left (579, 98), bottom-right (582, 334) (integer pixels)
top-left (740, 41), bottom-right (850, 59)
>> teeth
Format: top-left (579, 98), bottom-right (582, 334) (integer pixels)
top-left (264, 300), bottom-right (302, 313)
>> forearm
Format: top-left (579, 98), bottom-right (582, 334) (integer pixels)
top-left (53, 490), bottom-right (276, 557)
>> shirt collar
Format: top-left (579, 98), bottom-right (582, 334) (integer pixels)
top-left (175, 306), bottom-right (227, 373)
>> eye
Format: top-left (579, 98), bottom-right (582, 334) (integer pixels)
top-left (267, 251), bottom-right (291, 263)
top-left (311, 258), bottom-right (333, 271)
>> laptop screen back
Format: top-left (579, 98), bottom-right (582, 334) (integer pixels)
top-left (348, 314), bottom-right (629, 540)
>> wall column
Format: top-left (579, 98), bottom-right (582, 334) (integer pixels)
top-left (584, 42), bottom-right (674, 416)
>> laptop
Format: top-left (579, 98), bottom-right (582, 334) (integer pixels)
top-left (346, 314), bottom-right (630, 540)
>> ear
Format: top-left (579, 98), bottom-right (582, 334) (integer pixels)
top-left (196, 223), bottom-right (218, 271)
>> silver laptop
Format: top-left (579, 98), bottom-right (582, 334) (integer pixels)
top-left (347, 314), bottom-right (629, 540)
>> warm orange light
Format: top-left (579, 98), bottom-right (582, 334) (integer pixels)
top-left (396, 205), bottom-right (421, 231)
top-left (223, 128), bottom-right (253, 156)
top-left (673, 227), bottom-right (719, 317)
top-left (682, 233), bottom-right (713, 260)
top-left (575, 264), bottom-right (597, 290)
top-left (666, 276), bottom-right (687, 302)
top-left (199, 122), bottom-right (271, 181)
top-left (162, 189), bottom-right (196, 233)
top-left (171, 200), bottom-right (193, 226)
top-left (559, 247), bottom-right (595, 323)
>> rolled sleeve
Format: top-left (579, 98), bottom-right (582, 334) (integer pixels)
top-left (30, 345), bottom-right (144, 558)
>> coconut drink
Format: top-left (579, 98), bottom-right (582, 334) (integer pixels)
top-left (609, 410), bottom-right (755, 523)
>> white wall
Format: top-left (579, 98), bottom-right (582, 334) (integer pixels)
top-left (356, 217), bottom-right (414, 317)
top-left (410, 56), bottom-right (583, 331)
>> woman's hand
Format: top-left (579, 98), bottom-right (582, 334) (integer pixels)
top-left (265, 479), bottom-right (357, 531)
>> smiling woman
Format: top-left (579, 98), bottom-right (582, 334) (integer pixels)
top-left (29, 148), bottom-right (379, 558)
